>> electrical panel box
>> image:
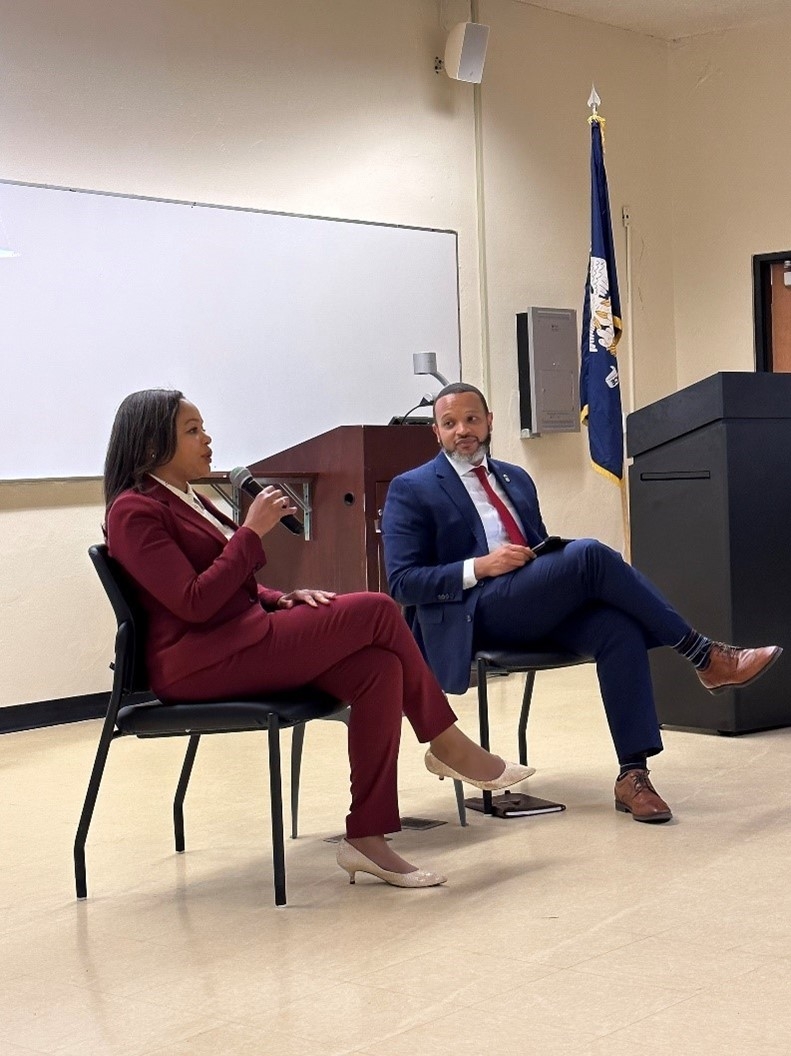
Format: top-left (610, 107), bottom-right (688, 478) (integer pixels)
top-left (516, 307), bottom-right (580, 438)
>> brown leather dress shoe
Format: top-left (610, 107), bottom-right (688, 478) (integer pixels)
top-left (614, 769), bottom-right (672, 823)
top-left (697, 643), bottom-right (782, 695)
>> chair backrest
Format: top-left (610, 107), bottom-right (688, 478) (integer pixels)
top-left (88, 544), bottom-right (151, 694)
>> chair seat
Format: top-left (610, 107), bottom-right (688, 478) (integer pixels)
top-left (474, 648), bottom-right (593, 673)
top-left (117, 690), bottom-right (346, 736)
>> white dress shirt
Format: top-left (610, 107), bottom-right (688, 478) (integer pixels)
top-left (442, 452), bottom-right (527, 588)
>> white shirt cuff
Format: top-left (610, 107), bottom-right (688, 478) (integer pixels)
top-left (462, 558), bottom-right (478, 589)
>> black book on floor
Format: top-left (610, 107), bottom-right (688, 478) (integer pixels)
top-left (465, 791), bottom-right (566, 818)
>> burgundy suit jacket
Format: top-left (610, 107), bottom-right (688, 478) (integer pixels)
top-left (106, 479), bottom-right (283, 694)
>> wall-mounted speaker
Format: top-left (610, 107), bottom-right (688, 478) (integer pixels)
top-left (444, 22), bottom-right (489, 84)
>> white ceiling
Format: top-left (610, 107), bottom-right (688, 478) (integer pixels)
top-left (512, 0), bottom-right (791, 41)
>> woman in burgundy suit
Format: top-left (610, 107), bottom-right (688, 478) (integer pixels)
top-left (104, 389), bottom-right (533, 889)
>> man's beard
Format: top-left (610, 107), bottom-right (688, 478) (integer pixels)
top-left (444, 432), bottom-right (491, 465)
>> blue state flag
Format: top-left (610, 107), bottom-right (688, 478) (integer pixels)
top-left (579, 115), bottom-right (623, 483)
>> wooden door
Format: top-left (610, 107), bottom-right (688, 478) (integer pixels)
top-left (770, 261), bottom-right (791, 371)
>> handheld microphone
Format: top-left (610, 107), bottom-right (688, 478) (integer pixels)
top-left (229, 466), bottom-right (304, 536)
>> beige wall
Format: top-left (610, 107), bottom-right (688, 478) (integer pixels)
top-left (670, 14), bottom-right (791, 388)
top-left (478, 1), bottom-right (673, 528)
top-left (1, 0), bottom-right (674, 708)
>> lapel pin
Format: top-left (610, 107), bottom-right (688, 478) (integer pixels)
top-left (502, 473), bottom-right (511, 483)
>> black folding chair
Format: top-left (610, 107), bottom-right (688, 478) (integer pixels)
top-left (473, 648), bottom-right (595, 814)
top-left (75, 544), bottom-right (347, 907)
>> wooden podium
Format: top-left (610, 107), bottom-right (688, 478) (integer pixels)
top-left (248, 425), bottom-right (437, 595)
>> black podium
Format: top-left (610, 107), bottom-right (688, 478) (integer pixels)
top-left (627, 372), bottom-right (791, 733)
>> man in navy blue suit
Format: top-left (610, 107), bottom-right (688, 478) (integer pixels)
top-left (382, 383), bottom-right (781, 822)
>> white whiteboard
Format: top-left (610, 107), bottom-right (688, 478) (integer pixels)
top-left (0, 180), bottom-right (460, 480)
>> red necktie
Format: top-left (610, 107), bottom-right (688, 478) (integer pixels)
top-left (471, 465), bottom-right (527, 546)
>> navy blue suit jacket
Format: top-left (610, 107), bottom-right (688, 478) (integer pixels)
top-left (382, 452), bottom-right (547, 693)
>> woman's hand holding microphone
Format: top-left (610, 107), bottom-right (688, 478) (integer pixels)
top-left (242, 487), bottom-right (335, 607)
top-left (242, 486), bottom-right (298, 538)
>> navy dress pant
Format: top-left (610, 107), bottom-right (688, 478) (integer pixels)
top-left (474, 538), bottom-right (693, 763)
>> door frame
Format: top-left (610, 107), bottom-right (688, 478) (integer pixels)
top-left (753, 250), bottom-right (791, 371)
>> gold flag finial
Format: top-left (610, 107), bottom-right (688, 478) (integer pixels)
top-left (587, 85), bottom-right (604, 136)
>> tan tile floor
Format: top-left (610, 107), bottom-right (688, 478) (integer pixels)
top-left (2, 666), bottom-right (791, 1055)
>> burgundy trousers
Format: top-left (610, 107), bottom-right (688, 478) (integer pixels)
top-left (161, 593), bottom-right (457, 838)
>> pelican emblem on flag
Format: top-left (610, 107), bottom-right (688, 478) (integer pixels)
top-left (589, 256), bottom-right (618, 355)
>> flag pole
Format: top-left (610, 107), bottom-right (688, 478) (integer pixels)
top-left (581, 85), bottom-right (632, 558)
top-left (621, 207), bottom-right (634, 562)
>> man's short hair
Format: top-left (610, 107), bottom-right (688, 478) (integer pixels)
top-left (433, 382), bottom-right (490, 421)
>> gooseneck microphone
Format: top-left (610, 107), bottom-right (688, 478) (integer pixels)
top-left (229, 466), bottom-right (304, 536)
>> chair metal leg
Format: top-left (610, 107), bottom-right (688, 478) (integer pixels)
top-left (290, 722), bottom-right (306, 840)
top-left (268, 716), bottom-right (287, 907)
top-left (173, 734), bottom-right (201, 853)
top-left (476, 658), bottom-right (493, 815)
top-left (517, 671), bottom-right (536, 766)
top-left (453, 779), bottom-right (467, 826)
top-left (73, 716), bottom-right (120, 899)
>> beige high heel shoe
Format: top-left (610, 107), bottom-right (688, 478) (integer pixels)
top-left (336, 839), bottom-right (447, 888)
top-left (424, 748), bottom-right (535, 790)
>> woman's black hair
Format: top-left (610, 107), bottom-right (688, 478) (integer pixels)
top-left (103, 388), bottom-right (184, 509)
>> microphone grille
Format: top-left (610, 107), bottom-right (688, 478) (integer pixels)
top-left (229, 466), bottom-right (252, 489)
